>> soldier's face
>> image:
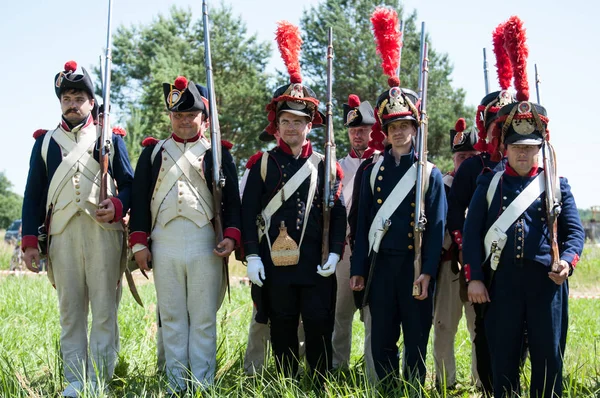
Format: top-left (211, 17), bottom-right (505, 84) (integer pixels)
top-left (60, 90), bottom-right (94, 124)
top-left (506, 144), bottom-right (541, 176)
top-left (453, 150), bottom-right (479, 171)
top-left (277, 112), bottom-right (311, 149)
top-left (170, 111), bottom-right (207, 139)
top-left (348, 125), bottom-right (370, 151)
top-left (386, 120), bottom-right (416, 150)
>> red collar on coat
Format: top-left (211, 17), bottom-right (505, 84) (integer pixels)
top-left (60, 114), bottom-right (94, 132)
top-left (505, 163), bottom-right (540, 177)
top-left (349, 147), bottom-right (375, 159)
top-left (278, 140), bottom-right (313, 158)
top-left (171, 132), bottom-right (201, 143)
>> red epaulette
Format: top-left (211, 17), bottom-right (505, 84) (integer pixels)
top-left (336, 162), bottom-right (344, 180)
top-left (112, 126), bottom-right (127, 137)
top-left (221, 140), bottom-right (233, 150)
top-left (141, 137), bottom-right (160, 147)
top-left (246, 151), bottom-right (263, 169)
top-left (33, 129), bottom-right (48, 139)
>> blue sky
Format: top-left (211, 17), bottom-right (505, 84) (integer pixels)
top-left (0, 0), bottom-right (598, 208)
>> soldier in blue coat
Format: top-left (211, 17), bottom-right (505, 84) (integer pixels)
top-left (350, 81), bottom-right (447, 385)
top-left (22, 60), bottom-right (133, 397)
top-left (463, 100), bottom-right (585, 398)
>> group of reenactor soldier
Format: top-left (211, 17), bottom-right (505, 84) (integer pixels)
top-left (20, 6), bottom-right (584, 398)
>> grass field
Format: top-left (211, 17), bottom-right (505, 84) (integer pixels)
top-left (0, 242), bottom-right (599, 397)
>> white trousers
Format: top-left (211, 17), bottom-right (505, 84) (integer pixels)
top-left (433, 260), bottom-right (478, 386)
top-left (49, 213), bottom-right (122, 385)
top-left (332, 253), bottom-right (376, 381)
top-left (152, 217), bottom-right (224, 391)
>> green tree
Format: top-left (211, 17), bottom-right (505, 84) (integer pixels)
top-left (102, 6), bottom-right (273, 165)
top-left (0, 172), bottom-right (22, 229)
top-left (300, 0), bottom-right (474, 170)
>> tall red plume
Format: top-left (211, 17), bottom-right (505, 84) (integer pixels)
top-left (454, 118), bottom-right (466, 133)
top-left (64, 60), bottom-right (77, 72)
top-left (276, 21), bottom-right (303, 83)
top-left (492, 23), bottom-right (512, 90)
top-left (348, 94), bottom-right (361, 108)
top-left (503, 16), bottom-right (529, 101)
top-left (174, 76), bottom-right (188, 90)
top-left (371, 7), bottom-right (401, 85)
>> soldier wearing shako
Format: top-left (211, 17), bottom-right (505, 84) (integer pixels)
top-left (241, 21), bottom-right (346, 379)
top-left (22, 60), bottom-right (134, 397)
top-left (332, 94), bottom-right (376, 376)
top-left (463, 17), bottom-right (584, 398)
top-left (350, 7), bottom-right (446, 386)
top-left (129, 76), bottom-right (241, 394)
top-left (446, 21), bottom-right (516, 394)
top-left (433, 119), bottom-right (480, 390)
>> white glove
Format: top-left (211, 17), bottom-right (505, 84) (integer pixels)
top-left (246, 256), bottom-right (266, 287)
top-left (317, 253), bottom-right (340, 277)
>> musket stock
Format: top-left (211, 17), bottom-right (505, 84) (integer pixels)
top-left (322, 27), bottom-right (336, 265)
top-left (203, 0), bottom-right (230, 299)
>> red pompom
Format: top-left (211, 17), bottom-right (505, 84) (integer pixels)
top-left (64, 60), bottom-right (77, 72)
top-left (112, 126), bottom-right (126, 136)
top-left (142, 137), bottom-right (159, 147)
top-left (276, 21), bottom-right (303, 83)
top-left (221, 139), bottom-right (233, 150)
top-left (387, 76), bottom-right (400, 88)
top-left (454, 118), bottom-right (466, 133)
top-left (492, 23), bottom-right (512, 91)
top-left (516, 90), bottom-right (529, 102)
top-left (290, 72), bottom-right (302, 84)
top-left (348, 94), bottom-right (361, 108)
top-left (246, 151), bottom-right (263, 169)
top-left (371, 7), bottom-right (402, 79)
top-left (174, 76), bottom-right (188, 90)
top-left (33, 129), bottom-right (48, 139)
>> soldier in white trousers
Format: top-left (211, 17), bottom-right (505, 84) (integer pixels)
top-left (130, 76), bottom-right (241, 395)
top-left (333, 95), bottom-right (377, 380)
top-left (433, 119), bottom-right (480, 390)
top-left (22, 60), bottom-right (134, 397)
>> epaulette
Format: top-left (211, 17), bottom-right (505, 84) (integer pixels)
top-left (33, 129), bottom-right (48, 139)
top-left (142, 137), bottom-right (160, 147)
top-left (246, 151), bottom-right (263, 169)
top-left (336, 162), bottom-right (344, 180)
top-left (112, 126), bottom-right (127, 137)
top-left (221, 140), bottom-right (233, 150)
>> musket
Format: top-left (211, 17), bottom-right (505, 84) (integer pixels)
top-left (203, 0), bottom-right (230, 299)
top-left (535, 65), bottom-right (561, 272)
top-left (99, 55), bottom-right (104, 98)
top-left (413, 27), bottom-right (429, 297)
top-left (396, 20), bottom-right (404, 77)
top-left (362, 219), bottom-right (391, 308)
top-left (483, 48), bottom-right (490, 95)
top-left (99, 0), bottom-right (114, 204)
top-left (322, 27), bottom-right (336, 265)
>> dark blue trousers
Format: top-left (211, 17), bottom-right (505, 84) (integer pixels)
top-left (368, 252), bottom-right (434, 384)
top-left (485, 259), bottom-right (568, 398)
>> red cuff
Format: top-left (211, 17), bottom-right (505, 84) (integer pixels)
top-left (22, 235), bottom-right (39, 251)
top-left (451, 230), bottom-right (463, 250)
top-left (224, 227), bottom-right (241, 246)
top-left (570, 253), bottom-right (580, 268)
top-left (463, 263), bottom-right (471, 282)
top-left (109, 197), bottom-right (123, 223)
top-left (129, 231), bottom-right (149, 248)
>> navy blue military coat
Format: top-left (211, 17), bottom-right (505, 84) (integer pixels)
top-left (462, 165), bottom-right (584, 282)
top-left (351, 148), bottom-right (447, 279)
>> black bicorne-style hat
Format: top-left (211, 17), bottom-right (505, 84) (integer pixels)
top-left (343, 94), bottom-right (376, 127)
top-left (163, 76), bottom-right (209, 115)
top-left (450, 118), bottom-right (478, 153)
top-left (54, 60), bottom-right (96, 100)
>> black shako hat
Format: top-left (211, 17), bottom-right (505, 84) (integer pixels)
top-left (343, 94), bottom-right (376, 127)
top-left (54, 60), bottom-right (95, 100)
top-left (450, 118), bottom-right (478, 153)
top-left (496, 101), bottom-right (547, 145)
top-left (163, 76), bottom-right (209, 115)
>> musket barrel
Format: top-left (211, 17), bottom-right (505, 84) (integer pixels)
top-left (322, 27), bottom-right (335, 264)
top-left (100, 0), bottom-right (115, 202)
top-left (535, 64), bottom-right (542, 104)
top-left (483, 48), bottom-right (490, 95)
top-left (417, 22), bottom-right (426, 99)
